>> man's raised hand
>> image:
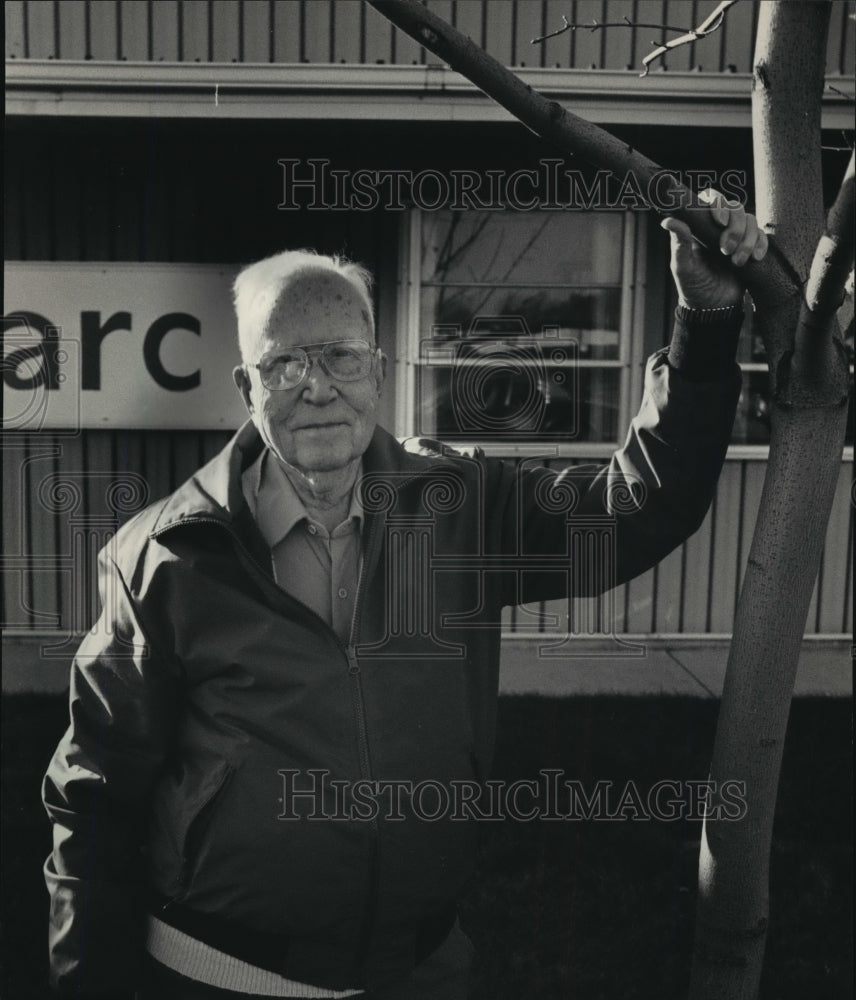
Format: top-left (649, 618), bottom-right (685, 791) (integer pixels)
top-left (661, 188), bottom-right (769, 309)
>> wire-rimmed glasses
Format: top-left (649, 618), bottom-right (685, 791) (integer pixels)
top-left (248, 340), bottom-right (378, 390)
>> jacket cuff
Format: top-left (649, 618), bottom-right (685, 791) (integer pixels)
top-left (667, 304), bottom-right (744, 382)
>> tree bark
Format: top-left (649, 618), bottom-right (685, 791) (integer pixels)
top-left (689, 5), bottom-right (850, 998)
top-left (366, 2), bottom-right (853, 996)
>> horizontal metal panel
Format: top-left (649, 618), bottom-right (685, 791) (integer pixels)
top-left (6, 61), bottom-right (853, 128)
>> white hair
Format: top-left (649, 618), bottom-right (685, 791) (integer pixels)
top-left (232, 248), bottom-right (375, 362)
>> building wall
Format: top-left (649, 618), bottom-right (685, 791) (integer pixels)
top-left (4, 4), bottom-right (854, 669)
top-left (4, 115), bottom-right (853, 647)
top-left (5, 0), bottom-right (855, 75)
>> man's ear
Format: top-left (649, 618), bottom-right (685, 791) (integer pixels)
top-left (375, 351), bottom-right (388, 392)
top-left (233, 365), bottom-right (254, 415)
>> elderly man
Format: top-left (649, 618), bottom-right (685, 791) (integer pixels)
top-left (44, 198), bottom-right (766, 1000)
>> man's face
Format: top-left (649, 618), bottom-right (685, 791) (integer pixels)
top-left (233, 269), bottom-right (385, 476)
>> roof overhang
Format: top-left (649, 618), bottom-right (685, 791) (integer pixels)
top-left (5, 61), bottom-right (853, 129)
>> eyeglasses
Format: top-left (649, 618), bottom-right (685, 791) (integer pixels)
top-left (249, 340), bottom-right (378, 391)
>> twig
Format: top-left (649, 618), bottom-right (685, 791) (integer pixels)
top-left (640, 0), bottom-right (740, 76)
top-left (804, 151), bottom-right (855, 321)
top-left (530, 0), bottom-right (740, 76)
top-left (821, 129), bottom-right (854, 154)
top-left (531, 14), bottom-right (687, 44)
top-left (826, 83), bottom-right (855, 103)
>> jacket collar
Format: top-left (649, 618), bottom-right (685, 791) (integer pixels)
top-left (149, 420), bottom-right (426, 537)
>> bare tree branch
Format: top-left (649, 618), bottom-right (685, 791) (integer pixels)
top-left (789, 151), bottom-right (856, 396)
top-left (806, 150), bottom-right (856, 318)
top-left (825, 83), bottom-right (855, 102)
top-left (531, 14), bottom-right (688, 45)
top-left (821, 128), bottom-right (854, 152)
top-left (367, 0), bottom-right (803, 353)
top-left (640, 0), bottom-right (740, 76)
top-left (530, 0), bottom-right (741, 76)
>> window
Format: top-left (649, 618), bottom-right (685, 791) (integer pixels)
top-left (398, 210), bottom-right (636, 453)
top-left (399, 209), bottom-right (854, 456)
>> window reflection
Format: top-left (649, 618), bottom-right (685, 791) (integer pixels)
top-left (418, 211), bottom-right (625, 445)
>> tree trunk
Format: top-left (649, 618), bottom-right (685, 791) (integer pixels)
top-left (689, 4), bottom-right (850, 998)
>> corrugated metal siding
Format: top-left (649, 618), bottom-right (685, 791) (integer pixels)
top-left (2, 431), bottom-right (232, 632)
top-left (509, 457), bottom-right (854, 639)
top-left (4, 443), bottom-right (852, 636)
top-left (6, 0), bottom-right (855, 74)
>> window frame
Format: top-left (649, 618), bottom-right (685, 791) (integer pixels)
top-left (395, 207), bottom-right (854, 465)
top-left (396, 207), bottom-right (642, 458)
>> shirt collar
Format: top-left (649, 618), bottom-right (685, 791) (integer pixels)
top-left (243, 448), bottom-right (364, 550)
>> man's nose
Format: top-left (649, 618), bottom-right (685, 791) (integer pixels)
top-left (300, 357), bottom-right (338, 401)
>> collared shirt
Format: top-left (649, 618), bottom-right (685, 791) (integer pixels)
top-left (241, 449), bottom-right (363, 645)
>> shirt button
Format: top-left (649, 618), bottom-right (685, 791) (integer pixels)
top-left (307, 524), bottom-right (318, 535)
top-left (338, 588), bottom-right (348, 599)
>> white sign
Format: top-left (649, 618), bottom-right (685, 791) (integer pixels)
top-left (3, 262), bottom-right (249, 430)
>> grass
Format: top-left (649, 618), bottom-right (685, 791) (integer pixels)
top-left (2, 695), bottom-right (851, 999)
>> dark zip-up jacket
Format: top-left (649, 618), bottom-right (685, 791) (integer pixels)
top-left (43, 347), bottom-right (740, 996)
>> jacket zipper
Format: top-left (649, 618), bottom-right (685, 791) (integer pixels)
top-left (342, 515), bottom-right (382, 979)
